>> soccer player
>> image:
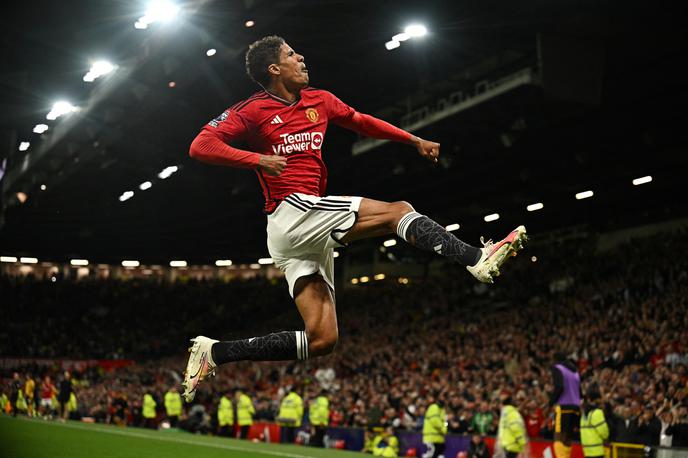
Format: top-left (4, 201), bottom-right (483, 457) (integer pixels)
top-left (183, 35), bottom-right (527, 401)
top-left (39, 375), bottom-right (57, 419)
top-left (24, 373), bottom-right (35, 417)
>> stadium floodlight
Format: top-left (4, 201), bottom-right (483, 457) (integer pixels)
top-left (527, 202), bottom-right (544, 212)
top-left (359, 276), bottom-right (370, 283)
top-left (258, 257), bottom-right (273, 265)
top-left (350, 278), bottom-right (359, 284)
top-left (445, 223), bottom-right (460, 232)
top-left (392, 33), bottom-right (411, 42)
top-left (70, 259), bottom-right (89, 266)
top-left (20, 257), bottom-right (38, 264)
top-left (139, 181), bottom-right (152, 191)
top-left (245, 20), bottom-right (255, 27)
top-left (1, 256), bottom-right (18, 263)
top-left (83, 60), bottom-right (115, 82)
top-left (215, 259), bottom-right (232, 266)
top-left (374, 273), bottom-right (385, 280)
top-left (122, 260), bottom-right (140, 267)
top-left (40, 184), bottom-right (47, 191)
top-left (632, 175), bottom-right (652, 186)
top-left (405, 24), bottom-right (428, 38)
top-left (46, 101), bottom-right (78, 120)
top-left (158, 165), bottom-right (178, 179)
top-left (137, 0), bottom-right (180, 27)
top-left (118, 191), bottom-right (134, 202)
top-left (575, 190), bottom-right (594, 200)
top-left (333, 251), bottom-right (340, 258)
top-left (19, 142), bottom-right (30, 152)
top-left (383, 239), bottom-right (397, 247)
top-left (206, 48), bottom-right (217, 57)
top-left (385, 40), bottom-right (401, 51)
top-left (170, 260), bottom-right (187, 267)
top-left (484, 213), bottom-right (500, 222)
top-left (33, 124), bottom-right (49, 134)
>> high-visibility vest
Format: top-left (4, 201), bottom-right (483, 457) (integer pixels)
top-left (580, 408), bottom-right (609, 457)
top-left (218, 396), bottom-right (234, 427)
top-left (67, 393), bottom-right (77, 412)
top-left (498, 405), bottom-right (526, 453)
top-left (143, 393), bottom-right (157, 419)
top-left (309, 395), bottom-right (329, 426)
top-left (236, 393), bottom-right (255, 426)
top-left (422, 403), bottom-right (447, 444)
top-left (164, 391), bottom-right (182, 417)
top-left (372, 434), bottom-right (399, 457)
top-left (16, 391), bottom-right (27, 411)
top-left (278, 392), bottom-right (304, 427)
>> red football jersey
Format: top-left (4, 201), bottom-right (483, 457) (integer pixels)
top-left (201, 88), bottom-right (354, 212)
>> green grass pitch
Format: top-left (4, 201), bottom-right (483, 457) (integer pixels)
top-left (0, 416), bottom-right (366, 458)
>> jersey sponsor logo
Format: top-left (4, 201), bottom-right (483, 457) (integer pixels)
top-left (271, 131), bottom-right (323, 155)
top-left (305, 108), bottom-right (319, 123)
top-left (208, 110), bottom-right (229, 128)
top-left (270, 115), bottom-right (284, 124)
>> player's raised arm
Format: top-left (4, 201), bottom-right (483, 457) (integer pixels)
top-left (189, 110), bottom-right (287, 176)
top-left (326, 92), bottom-right (440, 163)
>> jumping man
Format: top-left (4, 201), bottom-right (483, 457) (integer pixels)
top-left (182, 36), bottom-right (527, 401)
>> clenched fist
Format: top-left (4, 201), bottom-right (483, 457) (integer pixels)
top-left (259, 155), bottom-right (288, 176)
top-left (411, 136), bottom-right (440, 163)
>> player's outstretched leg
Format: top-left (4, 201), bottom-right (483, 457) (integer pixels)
top-left (397, 210), bottom-right (527, 283)
top-left (182, 275), bottom-right (334, 402)
top-left (341, 199), bottom-right (527, 283)
top-left (182, 331), bottom-right (308, 402)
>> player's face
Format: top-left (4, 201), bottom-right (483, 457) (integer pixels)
top-left (276, 43), bottom-right (309, 88)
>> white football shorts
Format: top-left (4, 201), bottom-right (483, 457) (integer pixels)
top-left (267, 193), bottom-right (362, 297)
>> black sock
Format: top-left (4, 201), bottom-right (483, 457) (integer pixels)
top-left (397, 212), bottom-right (482, 266)
top-left (210, 331), bottom-right (308, 365)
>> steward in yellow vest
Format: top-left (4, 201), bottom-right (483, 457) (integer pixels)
top-left (0, 393), bottom-right (8, 413)
top-left (235, 389), bottom-right (255, 439)
top-left (142, 392), bottom-right (157, 429)
top-left (580, 392), bottom-right (609, 458)
top-left (372, 426), bottom-right (399, 457)
top-left (422, 392), bottom-right (448, 458)
top-left (278, 388), bottom-right (303, 443)
top-left (497, 396), bottom-right (527, 458)
top-left (218, 392), bottom-right (234, 437)
top-left (164, 388), bottom-right (183, 427)
top-left (67, 392), bottom-right (77, 419)
top-left (309, 390), bottom-right (330, 447)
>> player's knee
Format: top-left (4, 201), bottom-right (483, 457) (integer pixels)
top-left (307, 328), bottom-right (339, 357)
top-left (387, 201), bottom-right (415, 231)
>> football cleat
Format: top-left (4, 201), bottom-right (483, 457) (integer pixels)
top-left (181, 336), bottom-right (218, 402)
top-left (467, 225), bottom-right (527, 283)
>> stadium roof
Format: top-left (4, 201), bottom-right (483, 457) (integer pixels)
top-left (1, 0), bottom-right (686, 265)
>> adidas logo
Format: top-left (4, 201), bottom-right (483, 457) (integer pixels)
top-left (270, 115), bottom-right (284, 125)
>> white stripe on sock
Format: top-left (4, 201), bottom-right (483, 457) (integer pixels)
top-left (295, 331), bottom-right (303, 360)
top-left (396, 211), bottom-right (422, 241)
top-left (303, 332), bottom-right (308, 360)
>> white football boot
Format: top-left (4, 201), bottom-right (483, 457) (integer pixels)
top-left (467, 225), bottom-right (527, 283)
top-left (181, 336), bottom-right (218, 402)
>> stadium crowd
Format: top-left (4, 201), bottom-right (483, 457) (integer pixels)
top-left (2, 229), bottom-right (688, 452)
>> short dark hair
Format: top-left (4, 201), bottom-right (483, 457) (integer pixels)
top-left (245, 35), bottom-right (285, 87)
